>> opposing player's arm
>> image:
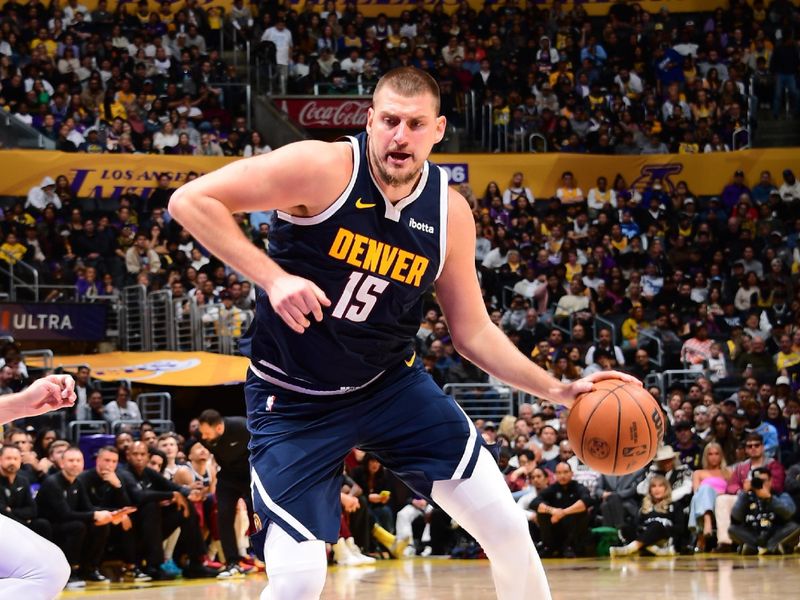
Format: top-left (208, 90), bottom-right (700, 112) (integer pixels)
top-left (435, 189), bottom-right (640, 408)
top-left (169, 141), bottom-right (351, 333)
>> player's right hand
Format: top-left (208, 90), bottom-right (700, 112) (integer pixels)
top-left (266, 273), bottom-right (331, 334)
top-left (11, 375), bottom-right (76, 418)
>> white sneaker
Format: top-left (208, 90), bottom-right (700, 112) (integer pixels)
top-left (345, 537), bottom-right (377, 564)
top-left (65, 575), bottom-right (86, 590)
top-left (333, 537), bottom-right (362, 566)
top-left (646, 544), bottom-right (676, 556)
top-left (403, 544), bottom-right (417, 557)
top-left (216, 564), bottom-right (247, 579)
top-left (420, 545), bottom-right (433, 557)
top-left (610, 543), bottom-right (637, 557)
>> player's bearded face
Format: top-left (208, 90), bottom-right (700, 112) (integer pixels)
top-left (369, 135), bottom-right (421, 187)
top-left (367, 88), bottom-right (442, 188)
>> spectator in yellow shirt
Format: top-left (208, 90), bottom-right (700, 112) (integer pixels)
top-left (556, 171), bottom-right (585, 207)
top-left (775, 335), bottom-right (800, 371)
top-left (0, 233), bottom-right (28, 265)
top-left (29, 28), bottom-right (57, 57)
top-left (621, 305), bottom-right (649, 350)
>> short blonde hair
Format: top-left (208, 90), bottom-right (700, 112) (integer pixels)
top-left (373, 67), bottom-right (441, 114)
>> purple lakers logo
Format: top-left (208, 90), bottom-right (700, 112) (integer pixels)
top-left (630, 163), bottom-right (684, 195)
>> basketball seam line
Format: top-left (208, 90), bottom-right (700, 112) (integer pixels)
top-left (579, 381), bottom-right (628, 464)
top-left (617, 385), bottom-right (652, 464)
top-left (611, 394), bottom-right (622, 473)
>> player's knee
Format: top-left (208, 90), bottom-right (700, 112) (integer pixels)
top-left (475, 501), bottom-right (531, 555)
top-left (51, 548), bottom-right (71, 594)
top-left (33, 536), bottom-right (71, 597)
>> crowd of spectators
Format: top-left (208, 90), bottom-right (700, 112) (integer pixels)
top-left (0, 399), bottom-right (266, 589)
top-left (0, 0), bottom-right (255, 156)
top-left (1, 0), bottom-right (798, 155)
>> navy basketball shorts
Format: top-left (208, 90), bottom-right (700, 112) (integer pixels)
top-left (244, 362), bottom-right (483, 552)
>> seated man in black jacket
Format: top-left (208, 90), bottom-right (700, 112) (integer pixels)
top-left (0, 444), bottom-right (51, 540)
top-left (120, 442), bottom-right (217, 580)
top-left (530, 461), bottom-right (591, 558)
top-left (36, 446), bottom-right (115, 585)
top-left (77, 446), bottom-right (147, 581)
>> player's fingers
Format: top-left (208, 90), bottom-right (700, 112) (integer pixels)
top-left (38, 380), bottom-right (63, 405)
top-left (291, 293), bottom-right (311, 316)
top-left (287, 304), bottom-right (310, 329)
top-left (302, 289), bottom-right (325, 322)
top-left (281, 306), bottom-right (309, 333)
top-left (586, 370), bottom-right (642, 386)
top-left (277, 308), bottom-right (305, 334)
top-left (571, 380), bottom-right (594, 395)
top-left (60, 374), bottom-right (76, 398)
top-left (310, 282), bottom-right (331, 307)
top-left (602, 370), bottom-right (643, 386)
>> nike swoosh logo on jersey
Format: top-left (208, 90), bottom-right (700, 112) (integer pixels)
top-left (404, 352), bottom-right (416, 367)
top-left (355, 197), bottom-right (376, 209)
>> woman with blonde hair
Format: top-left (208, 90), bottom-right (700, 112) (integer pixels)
top-left (687, 442), bottom-right (729, 551)
top-left (610, 475), bottom-right (676, 556)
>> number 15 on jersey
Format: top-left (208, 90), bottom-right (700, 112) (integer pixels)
top-left (331, 272), bottom-right (390, 323)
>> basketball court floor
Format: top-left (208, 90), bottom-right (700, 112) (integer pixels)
top-left (59, 555), bottom-right (799, 599)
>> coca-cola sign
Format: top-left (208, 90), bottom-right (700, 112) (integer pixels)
top-left (276, 98), bottom-right (372, 129)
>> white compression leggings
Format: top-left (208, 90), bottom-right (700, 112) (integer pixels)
top-left (0, 513), bottom-right (70, 599)
top-left (260, 447), bottom-right (552, 600)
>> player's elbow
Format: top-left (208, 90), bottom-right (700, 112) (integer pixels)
top-left (168, 187), bottom-right (188, 221)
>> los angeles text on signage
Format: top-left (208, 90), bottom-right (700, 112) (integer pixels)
top-left (0, 148), bottom-right (797, 201)
top-left (68, 167), bottom-right (209, 201)
top-left (0, 303), bottom-right (108, 341)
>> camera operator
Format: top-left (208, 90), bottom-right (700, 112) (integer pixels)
top-left (729, 467), bottom-right (800, 554)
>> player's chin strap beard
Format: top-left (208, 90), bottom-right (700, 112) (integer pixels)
top-left (367, 146), bottom-right (422, 190)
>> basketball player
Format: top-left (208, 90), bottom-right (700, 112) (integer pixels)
top-left (0, 375), bottom-right (75, 597)
top-left (170, 67), bottom-right (640, 600)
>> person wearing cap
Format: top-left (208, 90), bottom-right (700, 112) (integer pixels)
top-left (721, 170), bottom-right (751, 214)
top-left (713, 432), bottom-right (787, 552)
top-left (481, 421), bottom-right (498, 445)
top-left (773, 375), bottom-right (793, 408)
top-left (636, 445), bottom-right (693, 550)
top-left (670, 420), bottom-right (703, 470)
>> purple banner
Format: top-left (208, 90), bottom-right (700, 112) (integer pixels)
top-left (0, 303), bottom-right (108, 341)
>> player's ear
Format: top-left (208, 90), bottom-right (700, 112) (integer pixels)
top-left (366, 107), bottom-right (375, 135)
top-left (434, 115), bottom-right (446, 144)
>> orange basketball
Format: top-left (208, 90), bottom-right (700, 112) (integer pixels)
top-left (566, 379), bottom-right (665, 475)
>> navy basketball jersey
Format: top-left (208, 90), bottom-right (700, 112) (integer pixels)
top-left (240, 132), bottom-right (449, 394)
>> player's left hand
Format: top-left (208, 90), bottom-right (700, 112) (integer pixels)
top-left (550, 370), bottom-right (643, 409)
top-left (6, 375), bottom-right (76, 418)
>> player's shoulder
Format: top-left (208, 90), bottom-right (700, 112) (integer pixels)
top-left (446, 184), bottom-right (473, 220)
top-left (274, 138), bottom-right (352, 168)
